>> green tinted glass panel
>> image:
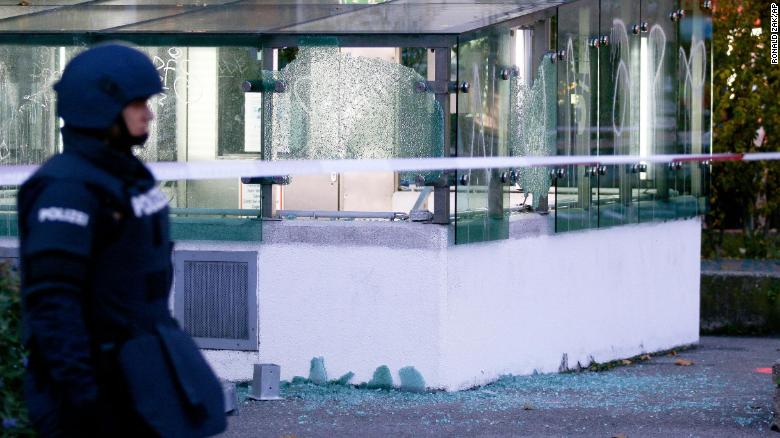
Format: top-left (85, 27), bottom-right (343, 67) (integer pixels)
top-left (455, 28), bottom-right (511, 243)
top-left (555, 0), bottom-right (598, 232)
top-left (679, 0), bottom-right (712, 219)
top-left (637, 0), bottom-right (679, 223)
top-left (160, 178), bottom-right (264, 240)
top-left (597, 0), bottom-right (639, 228)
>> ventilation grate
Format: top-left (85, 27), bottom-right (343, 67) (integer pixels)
top-left (184, 261), bottom-right (249, 340)
top-left (174, 251), bottom-right (257, 350)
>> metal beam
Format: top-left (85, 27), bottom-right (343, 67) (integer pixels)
top-left (432, 46), bottom-right (452, 225)
top-left (261, 47), bottom-right (275, 219)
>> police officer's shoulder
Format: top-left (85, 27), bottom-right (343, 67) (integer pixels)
top-left (25, 152), bottom-right (124, 202)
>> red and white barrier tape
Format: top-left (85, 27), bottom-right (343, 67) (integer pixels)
top-left (1, 152), bottom-right (779, 186)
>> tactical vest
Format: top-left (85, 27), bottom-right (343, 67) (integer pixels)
top-left (19, 147), bottom-right (226, 436)
top-left (20, 151), bottom-right (174, 341)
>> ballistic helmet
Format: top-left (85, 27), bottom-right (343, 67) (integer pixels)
top-left (54, 43), bottom-right (162, 129)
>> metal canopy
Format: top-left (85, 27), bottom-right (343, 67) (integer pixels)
top-left (0, 0), bottom-right (568, 44)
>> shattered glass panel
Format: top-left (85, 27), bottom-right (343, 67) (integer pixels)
top-left (0, 45), bottom-right (61, 237)
top-left (262, 45), bottom-right (444, 168)
top-left (137, 46), bottom-right (180, 164)
top-left (0, 44), bottom-right (262, 241)
top-left (509, 57), bottom-right (556, 210)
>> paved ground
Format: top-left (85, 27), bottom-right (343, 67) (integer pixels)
top-left (223, 336), bottom-right (779, 437)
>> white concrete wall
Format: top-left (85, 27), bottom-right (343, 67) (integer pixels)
top-left (175, 221), bottom-right (449, 386)
top-left (257, 243), bottom-right (445, 386)
top-left (2, 216), bottom-right (701, 390)
top-left (440, 217), bottom-right (701, 390)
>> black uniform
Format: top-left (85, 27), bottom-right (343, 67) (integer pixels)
top-left (18, 44), bottom-right (225, 437)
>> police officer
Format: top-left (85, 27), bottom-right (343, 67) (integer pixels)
top-left (18, 43), bottom-right (226, 437)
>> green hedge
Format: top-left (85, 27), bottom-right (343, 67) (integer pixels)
top-left (0, 262), bottom-right (33, 437)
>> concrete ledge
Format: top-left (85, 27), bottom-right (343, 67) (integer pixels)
top-left (701, 269), bottom-right (780, 335)
top-left (262, 219), bottom-right (450, 249)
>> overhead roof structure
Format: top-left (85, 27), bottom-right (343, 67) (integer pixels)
top-left (0, 0), bottom-right (568, 45)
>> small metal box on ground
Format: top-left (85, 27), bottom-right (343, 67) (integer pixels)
top-left (248, 364), bottom-right (282, 400)
top-left (222, 380), bottom-right (239, 415)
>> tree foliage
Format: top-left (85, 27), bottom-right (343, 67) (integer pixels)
top-left (707, 0), bottom-right (780, 257)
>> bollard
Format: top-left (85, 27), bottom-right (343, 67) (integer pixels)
top-left (222, 380), bottom-right (239, 416)
top-left (247, 364), bottom-right (283, 401)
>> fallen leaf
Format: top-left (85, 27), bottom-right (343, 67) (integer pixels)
top-left (674, 358), bottom-right (694, 366)
top-left (620, 359), bottom-right (632, 366)
top-left (640, 354), bottom-right (651, 361)
top-left (668, 350), bottom-right (678, 356)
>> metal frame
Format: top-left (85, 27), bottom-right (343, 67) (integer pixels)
top-left (173, 250), bottom-right (258, 351)
top-left (432, 46), bottom-right (452, 225)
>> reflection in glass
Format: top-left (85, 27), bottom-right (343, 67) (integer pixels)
top-left (555, 0), bottom-right (598, 232)
top-left (679, 0), bottom-right (712, 219)
top-left (456, 28), bottom-right (511, 244)
top-left (637, 0), bottom-right (678, 222)
top-left (597, 0), bottom-right (640, 228)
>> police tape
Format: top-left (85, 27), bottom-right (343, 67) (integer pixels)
top-left (1, 152), bottom-right (780, 186)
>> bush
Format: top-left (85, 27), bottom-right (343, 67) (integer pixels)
top-left (0, 261), bottom-right (33, 437)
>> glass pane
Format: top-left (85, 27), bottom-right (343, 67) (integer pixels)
top-left (637, 0), bottom-right (679, 223)
top-left (679, 0), bottom-right (712, 219)
top-left (555, 0), bottom-right (598, 232)
top-left (217, 47), bottom-right (263, 156)
top-left (510, 31), bottom-right (556, 212)
top-left (262, 45), bottom-right (443, 162)
top-left (169, 178), bottom-right (263, 241)
top-left (0, 6), bottom-right (59, 19)
top-left (0, 44), bottom-right (263, 240)
top-left (97, 0), bottom-right (235, 4)
top-left (276, 4), bottom-right (527, 34)
top-left (455, 27), bottom-right (511, 244)
top-left (598, 0), bottom-right (640, 228)
top-left (0, 5), bottom-right (201, 31)
top-left (0, 0), bottom-right (86, 4)
top-left (115, 4), bottom-right (370, 32)
top-left (0, 45), bottom-right (61, 237)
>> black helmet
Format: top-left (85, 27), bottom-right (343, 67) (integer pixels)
top-left (54, 43), bottom-right (162, 130)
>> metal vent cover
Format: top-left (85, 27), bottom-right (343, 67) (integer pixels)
top-left (173, 251), bottom-right (258, 351)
